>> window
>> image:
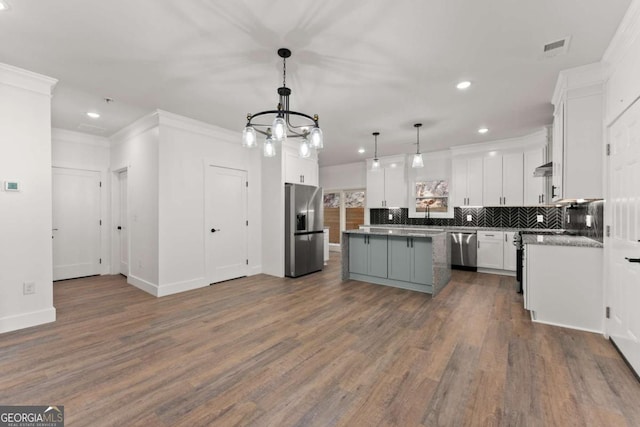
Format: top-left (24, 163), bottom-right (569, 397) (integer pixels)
top-left (409, 180), bottom-right (453, 218)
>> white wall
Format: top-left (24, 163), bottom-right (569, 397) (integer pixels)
top-left (52, 128), bottom-right (111, 275)
top-left (110, 114), bottom-right (160, 294)
top-left (157, 111), bottom-right (262, 296)
top-left (319, 162), bottom-right (366, 190)
top-left (0, 63), bottom-right (57, 333)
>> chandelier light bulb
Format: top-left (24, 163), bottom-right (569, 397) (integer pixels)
top-left (309, 127), bottom-right (323, 150)
top-left (263, 135), bottom-right (276, 157)
top-left (242, 126), bottom-right (257, 148)
top-left (272, 116), bottom-right (286, 142)
top-left (372, 159), bottom-right (380, 170)
top-left (299, 138), bottom-right (311, 158)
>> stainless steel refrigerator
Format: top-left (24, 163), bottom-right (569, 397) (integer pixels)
top-left (285, 183), bottom-right (324, 277)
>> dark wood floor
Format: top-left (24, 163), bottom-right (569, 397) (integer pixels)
top-left (1, 254), bottom-right (639, 426)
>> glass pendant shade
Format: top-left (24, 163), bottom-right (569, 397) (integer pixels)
top-left (242, 126), bottom-right (257, 148)
top-left (371, 158), bottom-right (380, 171)
top-left (299, 138), bottom-right (311, 158)
top-left (412, 153), bottom-right (424, 168)
top-left (263, 136), bottom-right (276, 157)
top-left (309, 127), bottom-right (323, 150)
top-left (272, 116), bottom-right (286, 142)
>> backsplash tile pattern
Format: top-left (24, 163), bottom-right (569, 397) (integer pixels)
top-left (564, 200), bottom-right (604, 242)
top-left (371, 206), bottom-right (563, 229)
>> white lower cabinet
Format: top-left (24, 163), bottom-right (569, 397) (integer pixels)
top-left (526, 244), bottom-right (603, 332)
top-left (477, 231), bottom-right (504, 269)
top-left (503, 232), bottom-right (517, 271)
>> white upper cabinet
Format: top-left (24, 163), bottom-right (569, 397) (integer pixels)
top-left (284, 151), bottom-right (318, 186)
top-left (551, 64), bottom-right (604, 201)
top-left (482, 153), bottom-right (523, 206)
top-left (524, 147), bottom-right (546, 205)
top-left (366, 156), bottom-right (407, 208)
top-left (452, 157), bottom-right (483, 206)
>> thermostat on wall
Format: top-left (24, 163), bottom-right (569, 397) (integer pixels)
top-left (4, 181), bottom-right (20, 191)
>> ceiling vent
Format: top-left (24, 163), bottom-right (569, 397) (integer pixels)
top-left (542, 36), bottom-right (571, 58)
top-left (77, 123), bottom-right (106, 134)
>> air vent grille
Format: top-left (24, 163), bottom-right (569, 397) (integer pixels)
top-left (544, 40), bottom-right (565, 52)
top-left (542, 36), bottom-right (571, 58)
top-left (77, 123), bottom-right (106, 134)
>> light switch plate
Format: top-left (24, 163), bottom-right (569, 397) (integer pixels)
top-left (537, 215), bottom-right (544, 223)
top-left (466, 215), bottom-right (473, 222)
top-left (23, 282), bottom-right (35, 295)
top-left (388, 213), bottom-right (393, 220)
top-left (586, 215), bottom-right (592, 227)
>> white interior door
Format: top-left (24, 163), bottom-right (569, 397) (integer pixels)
top-left (608, 98), bottom-right (640, 375)
top-left (52, 168), bottom-right (101, 281)
top-left (205, 166), bottom-right (248, 284)
top-left (118, 170), bottom-right (128, 276)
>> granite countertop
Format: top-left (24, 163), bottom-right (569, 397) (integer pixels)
top-left (345, 228), bottom-right (446, 238)
top-left (522, 234), bottom-right (603, 248)
top-left (365, 224), bottom-right (563, 233)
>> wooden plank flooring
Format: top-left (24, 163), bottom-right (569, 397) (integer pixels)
top-left (1, 253), bottom-right (640, 426)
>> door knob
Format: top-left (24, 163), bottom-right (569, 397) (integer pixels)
top-left (625, 257), bottom-right (640, 263)
top-left (211, 228), bottom-right (220, 233)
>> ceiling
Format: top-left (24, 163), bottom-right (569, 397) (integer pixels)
top-left (0, 0), bottom-right (631, 166)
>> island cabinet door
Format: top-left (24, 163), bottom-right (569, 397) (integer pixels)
top-left (349, 235), bottom-right (369, 275)
top-left (368, 235), bottom-right (389, 278)
top-left (411, 238), bottom-right (433, 285)
top-left (388, 237), bottom-right (412, 282)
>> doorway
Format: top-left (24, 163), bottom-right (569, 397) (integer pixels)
top-left (323, 189), bottom-right (365, 247)
top-left (117, 170), bottom-right (128, 276)
top-left (205, 165), bottom-right (248, 284)
top-left (52, 167), bottom-right (101, 281)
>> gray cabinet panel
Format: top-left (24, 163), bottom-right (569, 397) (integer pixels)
top-left (412, 238), bottom-right (433, 285)
top-left (388, 237), bottom-right (412, 282)
top-left (368, 235), bottom-right (388, 278)
top-left (348, 235), bottom-right (368, 275)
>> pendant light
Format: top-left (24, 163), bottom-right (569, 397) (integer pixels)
top-left (371, 132), bottom-right (381, 171)
top-left (412, 123), bottom-right (424, 168)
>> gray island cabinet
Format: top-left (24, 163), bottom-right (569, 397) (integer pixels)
top-left (342, 229), bottom-right (451, 296)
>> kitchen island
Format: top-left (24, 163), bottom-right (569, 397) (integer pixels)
top-left (341, 228), bottom-right (451, 296)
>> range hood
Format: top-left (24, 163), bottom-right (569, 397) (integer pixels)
top-left (533, 162), bottom-right (553, 177)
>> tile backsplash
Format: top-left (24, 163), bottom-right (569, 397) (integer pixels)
top-left (370, 206), bottom-right (563, 229)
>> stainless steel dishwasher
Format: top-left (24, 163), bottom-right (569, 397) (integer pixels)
top-left (449, 231), bottom-right (477, 270)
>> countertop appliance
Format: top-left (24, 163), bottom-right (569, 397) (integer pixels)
top-left (450, 231), bottom-right (477, 270)
top-left (285, 183), bottom-right (324, 277)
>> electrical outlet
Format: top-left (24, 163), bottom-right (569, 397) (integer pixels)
top-left (586, 215), bottom-right (592, 227)
top-left (23, 282), bottom-right (35, 295)
top-left (388, 213), bottom-right (393, 220)
top-left (566, 215), bottom-right (570, 224)
top-left (466, 215), bottom-right (473, 222)
top-left (537, 215), bottom-right (544, 223)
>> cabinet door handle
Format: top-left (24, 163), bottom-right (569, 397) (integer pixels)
top-left (626, 257), bottom-right (640, 263)
top-left (407, 238), bottom-right (410, 247)
top-left (541, 194), bottom-right (544, 203)
top-left (478, 241), bottom-right (480, 249)
top-left (552, 185), bottom-right (557, 198)
top-left (505, 234), bottom-right (507, 242)
top-left (411, 238), bottom-right (414, 248)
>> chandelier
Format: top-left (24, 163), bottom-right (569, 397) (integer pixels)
top-left (242, 48), bottom-right (323, 158)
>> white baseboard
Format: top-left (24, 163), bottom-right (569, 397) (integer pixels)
top-left (249, 265), bottom-right (262, 276)
top-left (0, 307), bottom-right (56, 334)
top-left (476, 267), bottom-right (516, 277)
top-left (157, 277), bottom-right (207, 297)
top-left (128, 274), bottom-right (159, 297)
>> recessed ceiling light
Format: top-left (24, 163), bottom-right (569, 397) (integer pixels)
top-left (456, 81), bottom-right (471, 90)
top-left (86, 112), bottom-right (101, 119)
top-left (0, 1), bottom-right (10, 11)
top-left (478, 127), bottom-right (489, 134)
top-left (358, 148), bottom-right (365, 154)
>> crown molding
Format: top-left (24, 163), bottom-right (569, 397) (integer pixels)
top-left (0, 62), bottom-right (57, 96)
top-left (450, 128), bottom-right (547, 157)
top-left (552, 62), bottom-right (604, 106)
top-left (52, 128), bottom-right (110, 148)
top-left (603, 0), bottom-right (640, 66)
top-left (109, 110), bottom-right (160, 146)
top-left (157, 110), bottom-right (236, 144)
